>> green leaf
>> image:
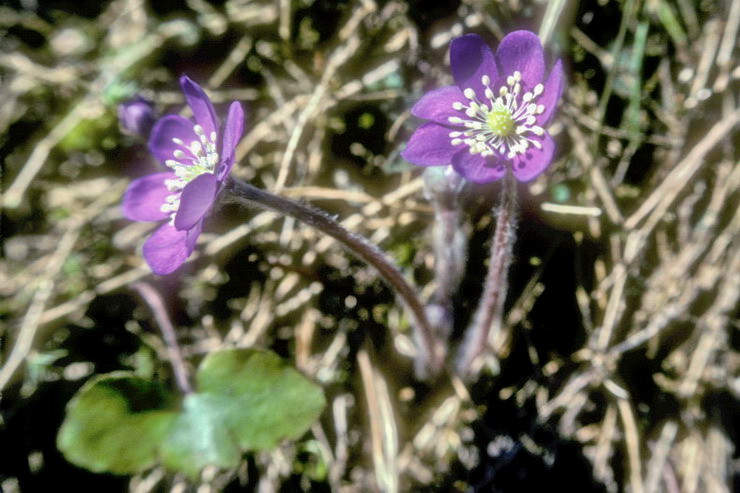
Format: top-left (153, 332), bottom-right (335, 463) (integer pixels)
top-left (196, 349), bottom-right (326, 451)
top-left (57, 373), bottom-right (177, 474)
top-left (57, 350), bottom-right (325, 478)
top-left (161, 394), bottom-right (241, 477)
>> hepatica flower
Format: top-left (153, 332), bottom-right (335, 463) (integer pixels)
top-left (122, 76), bottom-right (244, 274)
top-left (402, 31), bottom-right (563, 183)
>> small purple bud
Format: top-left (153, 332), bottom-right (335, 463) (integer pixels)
top-left (118, 96), bottom-right (156, 137)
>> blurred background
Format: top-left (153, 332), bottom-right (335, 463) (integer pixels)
top-left (1, 0), bottom-right (738, 491)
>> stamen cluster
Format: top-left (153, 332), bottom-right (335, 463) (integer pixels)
top-left (161, 125), bottom-right (220, 220)
top-left (447, 72), bottom-right (546, 159)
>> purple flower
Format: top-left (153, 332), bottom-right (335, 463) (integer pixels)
top-left (118, 96), bottom-right (156, 137)
top-left (402, 31), bottom-right (563, 183)
top-left (122, 75), bottom-right (245, 275)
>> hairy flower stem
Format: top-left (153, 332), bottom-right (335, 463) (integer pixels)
top-left (224, 178), bottom-right (443, 378)
top-left (456, 171), bottom-right (518, 377)
top-left (424, 167), bottom-right (467, 345)
top-left (133, 282), bottom-right (193, 394)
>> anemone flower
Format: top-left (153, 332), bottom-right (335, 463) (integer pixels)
top-left (122, 75), bottom-right (244, 274)
top-left (402, 31), bottom-right (563, 183)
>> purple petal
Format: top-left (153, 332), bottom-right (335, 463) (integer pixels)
top-left (186, 219), bottom-right (203, 252)
top-left (410, 85), bottom-right (467, 126)
top-left (122, 172), bottom-right (174, 222)
top-left (511, 133), bottom-right (555, 182)
top-left (450, 34), bottom-right (498, 101)
top-left (173, 173), bottom-right (218, 231)
top-left (149, 115), bottom-right (197, 164)
top-left (218, 101), bottom-right (245, 180)
top-left (142, 223), bottom-right (191, 275)
top-left (180, 75), bottom-right (218, 139)
top-left (495, 30), bottom-right (545, 88)
top-left (401, 122), bottom-right (459, 167)
top-left (451, 150), bottom-right (506, 184)
top-left (536, 59), bottom-right (564, 126)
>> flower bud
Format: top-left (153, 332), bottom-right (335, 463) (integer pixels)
top-left (118, 96), bottom-right (156, 137)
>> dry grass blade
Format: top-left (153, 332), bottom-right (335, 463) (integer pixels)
top-left (358, 349), bottom-right (399, 493)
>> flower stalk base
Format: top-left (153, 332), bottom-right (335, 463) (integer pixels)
top-left (424, 167), bottom-right (467, 347)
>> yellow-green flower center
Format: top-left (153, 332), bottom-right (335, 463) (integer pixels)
top-left (486, 104), bottom-right (515, 137)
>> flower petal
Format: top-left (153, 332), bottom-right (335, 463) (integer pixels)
top-left (450, 34), bottom-right (498, 100)
top-left (122, 172), bottom-right (174, 222)
top-left (149, 115), bottom-right (197, 164)
top-left (142, 223), bottom-right (191, 275)
top-left (173, 172), bottom-right (218, 231)
top-left (410, 85), bottom-right (467, 125)
top-left (401, 122), bottom-right (459, 167)
top-left (180, 75), bottom-right (218, 139)
top-left (536, 59), bottom-right (563, 126)
top-left (451, 150), bottom-right (506, 184)
top-left (218, 101), bottom-right (245, 180)
top-left (511, 133), bottom-right (555, 182)
top-left (495, 30), bottom-right (545, 88)
top-left (186, 218), bottom-right (203, 252)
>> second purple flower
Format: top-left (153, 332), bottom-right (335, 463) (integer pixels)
top-left (402, 31), bottom-right (563, 184)
top-left (122, 75), bottom-right (245, 275)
